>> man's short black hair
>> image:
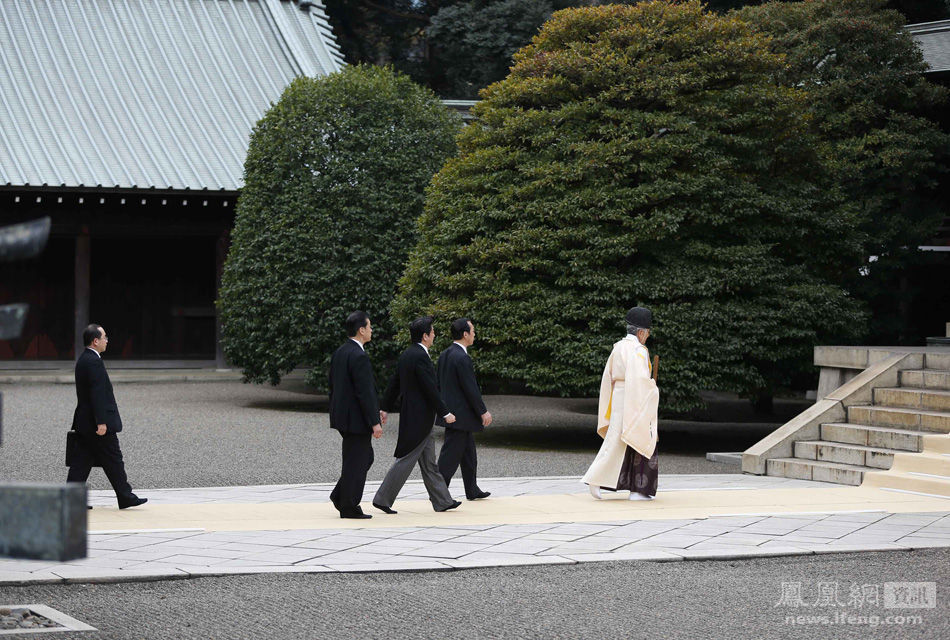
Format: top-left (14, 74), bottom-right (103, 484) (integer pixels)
top-left (409, 316), bottom-right (434, 343)
top-left (450, 318), bottom-right (472, 340)
top-left (345, 311), bottom-right (370, 338)
top-left (83, 324), bottom-right (103, 347)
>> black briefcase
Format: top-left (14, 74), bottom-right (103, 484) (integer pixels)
top-left (66, 430), bottom-right (100, 468)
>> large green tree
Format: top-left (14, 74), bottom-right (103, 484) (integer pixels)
top-left (323, 1), bottom-right (949, 98)
top-left (392, 1), bottom-right (866, 412)
top-left (740, 0), bottom-right (950, 343)
top-left (218, 65), bottom-right (461, 385)
top-left (427, 0), bottom-right (567, 99)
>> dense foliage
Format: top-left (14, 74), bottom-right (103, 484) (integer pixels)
top-left (392, 1), bottom-right (868, 412)
top-left (218, 65), bottom-right (460, 385)
top-left (740, 0), bottom-right (950, 343)
top-left (323, 0), bottom-right (949, 97)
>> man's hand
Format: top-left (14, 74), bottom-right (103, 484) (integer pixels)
top-left (481, 411), bottom-right (492, 427)
top-left (444, 413), bottom-right (456, 424)
top-left (380, 411), bottom-right (388, 425)
top-left (96, 424), bottom-right (107, 436)
top-left (372, 424), bottom-right (383, 439)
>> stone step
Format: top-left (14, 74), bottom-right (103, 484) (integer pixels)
top-left (862, 469), bottom-right (950, 497)
top-left (794, 440), bottom-right (896, 470)
top-left (924, 352), bottom-right (950, 371)
top-left (847, 405), bottom-right (950, 433)
top-left (820, 423), bottom-right (928, 452)
top-left (875, 387), bottom-right (950, 412)
top-left (766, 457), bottom-right (869, 486)
top-left (901, 369), bottom-right (950, 390)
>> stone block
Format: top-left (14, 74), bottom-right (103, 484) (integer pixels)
top-left (866, 450), bottom-right (894, 470)
top-left (848, 406), bottom-right (872, 424)
top-left (821, 423), bottom-right (867, 446)
top-left (866, 428), bottom-right (921, 452)
top-left (817, 444), bottom-right (864, 467)
top-left (767, 459), bottom-right (813, 480)
top-left (814, 347), bottom-right (868, 369)
top-left (925, 352), bottom-right (950, 371)
top-left (920, 390), bottom-right (950, 412)
top-left (793, 442), bottom-right (818, 460)
top-left (0, 483), bottom-right (86, 561)
top-left (858, 406), bottom-right (919, 428)
top-left (924, 371), bottom-right (950, 390)
top-left (874, 388), bottom-right (919, 409)
top-left (811, 464), bottom-right (863, 486)
top-left (901, 370), bottom-right (925, 388)
top-left (920, 411), bottom-right (950, 433)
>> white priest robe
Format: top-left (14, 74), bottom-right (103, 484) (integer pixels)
top-left (581, 335), bottom-right (659, 489)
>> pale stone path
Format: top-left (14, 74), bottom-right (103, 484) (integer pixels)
top-left (1, 475), bottom-right (948, 584)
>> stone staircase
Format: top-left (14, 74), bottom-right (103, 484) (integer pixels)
top-left (744, 350), bottom-right (950, 496)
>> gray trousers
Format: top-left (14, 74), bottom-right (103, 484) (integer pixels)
top-left (373, 433), bottom-right (454, 511)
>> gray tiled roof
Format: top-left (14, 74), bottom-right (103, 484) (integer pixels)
top-left (0, 0), bottom-right (344, 191)
top-left (907, 19), bottom-right (950, 73)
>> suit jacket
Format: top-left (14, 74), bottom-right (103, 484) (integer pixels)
top-left (328, 339), bottom-right (380, 435)
top-left (382, 344), bottom-right (450, 458)
top-left (436, 342), bottom-right (487, 432)
top-left (72, 348), bottom-right (122, 434)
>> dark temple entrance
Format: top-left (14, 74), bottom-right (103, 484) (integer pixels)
top-left (90, 238), bottom-right (217, 360)
top-left (0, 190), bottom-right (233, 365)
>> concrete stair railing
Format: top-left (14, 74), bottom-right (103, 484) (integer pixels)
top-left (742, 351), bottom-right (950, 496)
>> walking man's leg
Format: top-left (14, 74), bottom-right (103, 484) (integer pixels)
top-left (373, 442), bottom-right (423, 511)
top-left (438, 428), bottom-right (465, 488)
top-left (460, 432), bottom-right (482, 499)
top-left (96, 434), bottom-right (134, 502)
top-left (66, 464), bottom-right (91, 484)
top-left (419, 435), bottom-right (455, 510)
top-left (336, 433), bottom-right (373, 516)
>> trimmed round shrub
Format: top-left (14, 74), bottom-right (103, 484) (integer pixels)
top-left (219, 65), bottom-right (461, 385)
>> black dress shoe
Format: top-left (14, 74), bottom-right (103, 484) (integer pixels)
top-left (87, 506), bottom-right (93, 510)
top-left (341, 512), bottom-right (372, 520)
top-left (435, 500), bottom-right (462, 512)
top-left (118, 496), bottom-right (148, 509)
top-left (373, 502), bottom-right (397, 514)
top-left (467, 491), bottom-right (491, 500)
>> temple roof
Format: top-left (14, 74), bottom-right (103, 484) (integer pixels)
top-left (907, 19), bottom-right (950, 74)
top-left (0, 0), bottom-right (343, 192)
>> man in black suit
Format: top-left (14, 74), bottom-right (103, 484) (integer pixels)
top-left (328, 311), bottom-right (386, 519)
top-left (67, 324), bottom-right (147, 509)
top-left (372, 317), bottom-right (461, 514)
top-left (437, 318), bottom-right (493, 500)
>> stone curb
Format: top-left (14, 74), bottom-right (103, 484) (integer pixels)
top-left (3, 544), bottom-right (944, 586)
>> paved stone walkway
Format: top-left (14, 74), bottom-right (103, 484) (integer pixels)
top-left (84, 474), bottom-right (824, 505)
top-left (1, 475), bottom-right (948, 584)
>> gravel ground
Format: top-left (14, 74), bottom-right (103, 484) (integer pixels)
top-left (0, 549), bottom-right (946, 639)
top-left (0, 382), bottom-right (783, 488)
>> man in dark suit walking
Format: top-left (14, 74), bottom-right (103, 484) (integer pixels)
top-left (437, 318), bottom-right (493, 500)
top-left (372, 317), bottom-right (462, 514)
top-left (67, 324), bottom-right (147, 509)
top-left (328, 311), bottom-right (386, 519)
